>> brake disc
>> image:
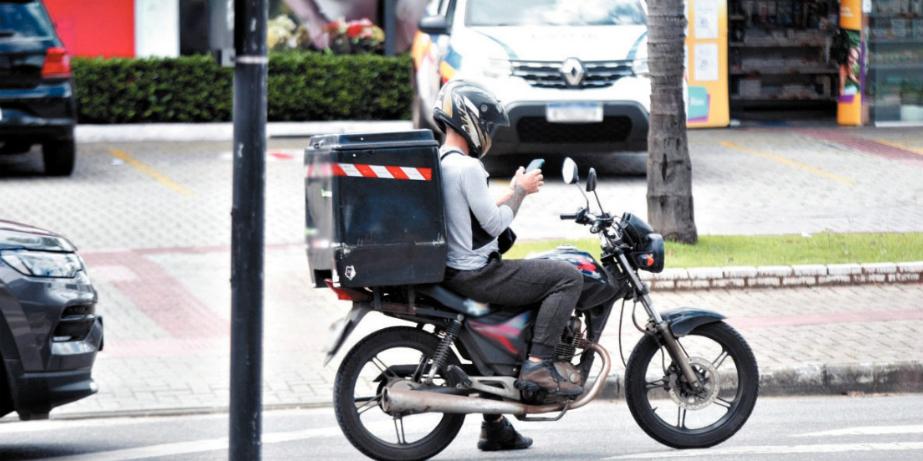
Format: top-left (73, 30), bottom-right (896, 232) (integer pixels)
top-left (668, 356), bottom-right (720, 410)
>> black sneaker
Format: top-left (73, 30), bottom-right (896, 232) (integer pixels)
top-left (477, 416), bottom-right (533, 451)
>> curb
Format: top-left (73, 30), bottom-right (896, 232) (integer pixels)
top-left (599, 361), bottom-right (923, 399)
top-left (640, 261), bottom-right (923, 291)
top-left (75, 120), bottom-right (413, 143)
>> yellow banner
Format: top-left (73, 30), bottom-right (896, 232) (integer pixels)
top-left (840, 0), bottom-right (863, 30)
top-left (837, 0), bottom-right (864, 126)
top-left (685, 0), bottom-right (730, 128)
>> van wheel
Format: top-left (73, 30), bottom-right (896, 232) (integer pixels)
top-left (43, 139), bottom-right (76, 176)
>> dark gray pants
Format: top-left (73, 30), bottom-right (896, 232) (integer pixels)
top-left (443, 258), bottom-right (583, 358)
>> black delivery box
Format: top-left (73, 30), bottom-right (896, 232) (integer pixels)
top-left (305, 130), bottom-right (447, 288)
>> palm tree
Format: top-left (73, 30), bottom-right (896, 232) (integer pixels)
top-left (645, 0), bottom-right (698, 244)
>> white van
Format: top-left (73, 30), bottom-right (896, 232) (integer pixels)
top-left (411, 0), bottom-right (651, 157)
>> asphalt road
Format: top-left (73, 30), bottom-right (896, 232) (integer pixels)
top-left (0, 394), bottom-right (921, 460)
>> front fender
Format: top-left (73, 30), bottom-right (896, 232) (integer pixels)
top-left (661, 307), bottom-right (725, 337)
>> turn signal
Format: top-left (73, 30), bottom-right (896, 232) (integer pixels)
top-left (41, 47), bottom-right (72, 79)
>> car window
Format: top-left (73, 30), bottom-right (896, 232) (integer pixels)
top-left (0, 1), bottom-right (55, 40)
top-left (466, 0), bottom-right (646, 27)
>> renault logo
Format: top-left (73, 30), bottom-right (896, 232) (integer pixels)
top-left (561, 58), bottom-right (585, 87)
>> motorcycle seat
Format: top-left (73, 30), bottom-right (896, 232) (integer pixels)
top-left (415, 284), bottom-right (493, 318)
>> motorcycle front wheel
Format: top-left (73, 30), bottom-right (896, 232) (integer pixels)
top-left (333, 326), bottom-right (465, 461)
top-left (624, 321), bottom-right (759, 449)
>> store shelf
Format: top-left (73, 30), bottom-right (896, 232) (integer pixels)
top-left (870, 39), bottom-right (923, 45)
top-left (870, 63), bottom-right (923, 71)
top-left (729, 41), bottom-right (828, 48)
top-left (730, 67), bottom-right (838, 76)
top-left (731, 95), bottom-right (833, 103)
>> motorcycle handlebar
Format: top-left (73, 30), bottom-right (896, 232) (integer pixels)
top-left (560, 213), bottom-right (579, 220)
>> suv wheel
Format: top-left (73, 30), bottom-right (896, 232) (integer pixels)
top-left (42, 139), bottom-right (76, 176)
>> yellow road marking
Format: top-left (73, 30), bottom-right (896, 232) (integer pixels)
top-left (719, 141), bottom-right (856, 187)
top-left (108, 148), bottom-right (193, 196)
top-left (873, 139), bottom-right (923, 156)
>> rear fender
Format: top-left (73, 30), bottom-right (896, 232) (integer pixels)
top-left (660, 307), bottom-right (725, 337)
top-left (323, 303), bottom-right (371, 366)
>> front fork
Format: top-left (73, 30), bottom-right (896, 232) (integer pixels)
top-left (616, 253), bottom-right (702, 390)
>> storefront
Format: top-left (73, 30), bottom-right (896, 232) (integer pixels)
top-left (867, 0), bottom-right (923, 126)
top-left (686, 0), bottom-right (923, 127)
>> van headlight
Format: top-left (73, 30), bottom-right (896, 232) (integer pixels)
top-left (482, 58), bottom-right (512, 79)
top-left (0, 250), bottom-right (84, 278)
top-left (632, 41), bottom-right (649, 77)
top-left (460, 56), bottom-right (511, 80)
top-left (632, 58), bottom-right (649, 77)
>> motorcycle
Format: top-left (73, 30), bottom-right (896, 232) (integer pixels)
top-left (323, 158), bottom-right (759, 460)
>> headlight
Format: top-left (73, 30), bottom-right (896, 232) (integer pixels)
top-left (632, 42), bottom-right (649, 77)
top-left (0, 250), bottom-right (84, 278)
top-left (459, 55), bottom-right (512, 80)
top-left (482, 58), bottom-right (512, 79)
top-left (632, 58), bottom-right (649, 77)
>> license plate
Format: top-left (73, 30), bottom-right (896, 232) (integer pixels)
top-left (546, 102), bottom-right (604, 123)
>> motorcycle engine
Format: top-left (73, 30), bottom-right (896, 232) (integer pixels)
top-left (555, 317), bottom-right (583, 364)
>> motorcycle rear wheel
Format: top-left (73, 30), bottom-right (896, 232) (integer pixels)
top-left (333, 326), bottom-right (465, 461)
top-left (624, 321), bottom-right (759, 449)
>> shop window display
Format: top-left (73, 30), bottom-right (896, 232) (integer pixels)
top-left (868, 0), bottom-right (923, 125)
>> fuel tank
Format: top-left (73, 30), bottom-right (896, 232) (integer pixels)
top-left (526, 246), bottom-right (621, 309)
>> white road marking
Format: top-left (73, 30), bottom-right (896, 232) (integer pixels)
top-left (0, 408), bottom-right (332, 436)
top-left (796, 424), bottom-right (923, 437)
top-left (605, 442), bottom-right (923, 459)
top-left (40, 426), bottom-right (343, 461)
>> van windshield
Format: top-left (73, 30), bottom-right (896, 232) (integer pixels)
top-left (466, 0), bottom-right (646, 27)
top-left (0, 1), bottom-right (55, 40)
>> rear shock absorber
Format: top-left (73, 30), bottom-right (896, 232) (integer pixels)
top-left (426, 315), bottom-right (463, 384)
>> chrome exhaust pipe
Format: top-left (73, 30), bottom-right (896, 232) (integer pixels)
top-left (381, 342), bottom-right (612, 415)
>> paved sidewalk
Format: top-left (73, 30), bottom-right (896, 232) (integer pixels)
top-left (44, 245), bottom-right (923, 418)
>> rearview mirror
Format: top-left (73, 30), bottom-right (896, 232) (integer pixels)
top-left (562, 157), bottom-right (578, 184)
top-left (586, 168), bottom-right (597, 192)
top-left (418, 16), bottom-right (450, 35)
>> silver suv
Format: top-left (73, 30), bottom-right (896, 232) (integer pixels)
top-left (411, 0), bottom-right (650, 157)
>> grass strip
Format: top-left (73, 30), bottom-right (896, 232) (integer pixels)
top-left (506, 232), bottom-right (923, 268)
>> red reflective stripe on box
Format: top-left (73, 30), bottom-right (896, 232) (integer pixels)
top-left (386, 165), bottom-right (409, 180)
top-left (329, 163), bottom-right (432, 181)
top-left (355, 163), bottom-right (376, 178)
top-left (331, 163), bottom-right (347, 177)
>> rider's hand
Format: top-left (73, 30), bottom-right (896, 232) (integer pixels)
top-left (512, 166), bottom-right (543, 195)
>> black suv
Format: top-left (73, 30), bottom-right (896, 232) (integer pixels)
top-left (0, 0), bottom-right (76, 176)
top-left (0, 220), bottom-right (102, 420)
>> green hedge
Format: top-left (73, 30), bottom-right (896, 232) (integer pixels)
top-left (72, 52), bottom-right (412, 123)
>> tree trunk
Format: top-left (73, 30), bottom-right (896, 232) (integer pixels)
top-left (646, 0), bottom-right (698, 244)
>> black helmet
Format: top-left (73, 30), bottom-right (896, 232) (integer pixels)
top-left (432, 80), bottom-right (510, 158)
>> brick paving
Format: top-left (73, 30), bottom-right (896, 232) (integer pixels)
top-left (0, 126), bottom-right (922, 417)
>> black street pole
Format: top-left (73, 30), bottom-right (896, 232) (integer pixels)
top-left (229, 0), bottom-right (267, 460)
top-left (384, 0), bottom-right (396, 56)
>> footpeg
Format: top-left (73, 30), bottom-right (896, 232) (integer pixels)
top-left (446, 365), bottom-right (472, 388)
top-left (514, 379), bottom-right (541, 392)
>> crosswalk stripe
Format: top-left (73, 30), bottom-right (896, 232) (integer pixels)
top-left (796, 425), bottom-right (923, 437)
top-left (605, 442), bottom-right (923, 459)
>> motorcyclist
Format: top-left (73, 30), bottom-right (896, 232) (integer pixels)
top-left (433, 79), bottom-right (585, 451)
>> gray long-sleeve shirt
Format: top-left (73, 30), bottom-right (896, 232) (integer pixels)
top-left (440, 148), bottom-right (514, 270)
